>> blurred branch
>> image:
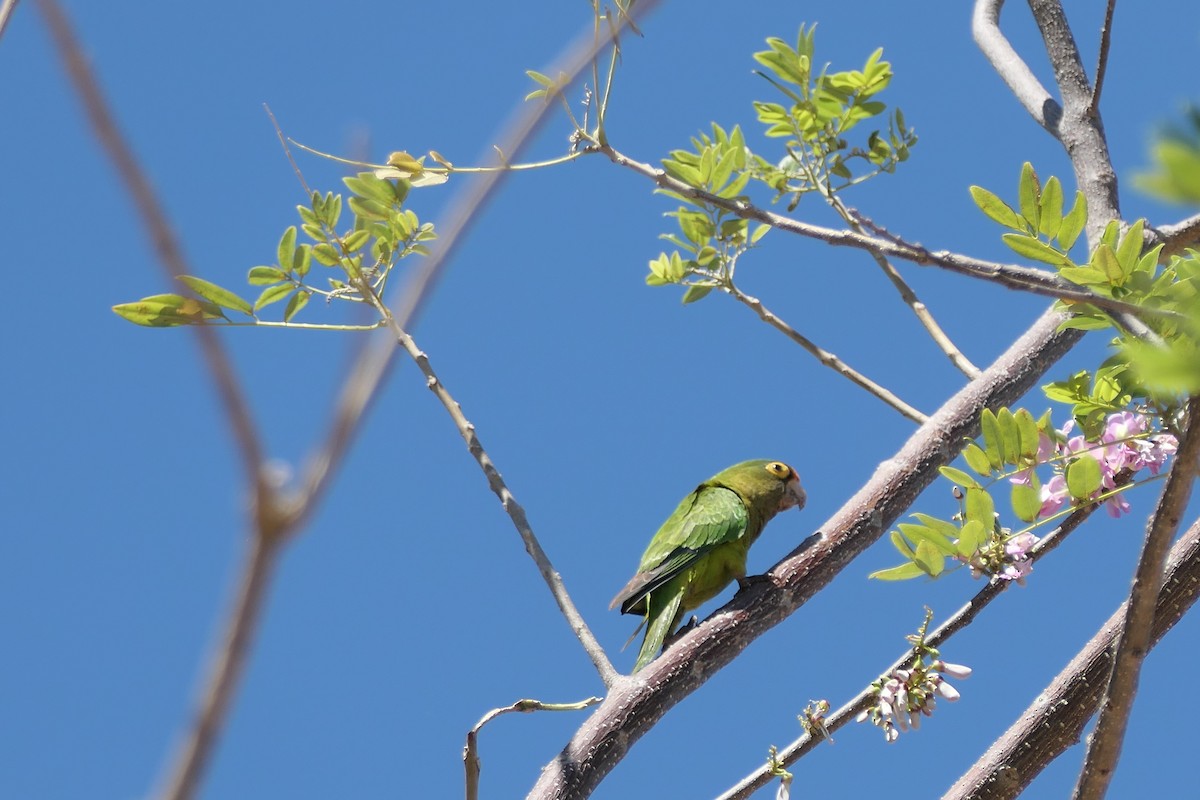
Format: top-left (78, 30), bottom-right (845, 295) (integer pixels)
top-left (0, 0), bottom-right (19, 42)
top-left (723, 280), bottom-right (928, 423)
top-left (464, 697), bottom-right (602, 800)
top-left (38, 0), bottom-right (264, 480)
top-left (1087, 0), bottom-right (1117, 116)
top-left (719, 503), bottom-right (1100, 800)
top-left (972, 0), bottom-right (1060, 131)
top-left (592, 144), bottom-right (1151, 321)
top-left (1148, 212), bottom-right (1200, 261)
top-left (1072, 398), bottom-right (1200, 800)
top-left (293, 1), bottom-right (660, 529)
top-left (945, 514), bottom-right (1200, 800)
top-left (356, 278), bottom-right (620, 687)
top-left (529, 308), bottom-right (1084, 799)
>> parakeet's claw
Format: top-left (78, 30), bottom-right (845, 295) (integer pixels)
top-left (736, 573), bottom-right (773, 592)
top-left (664, 616), bottom-right (699, 648)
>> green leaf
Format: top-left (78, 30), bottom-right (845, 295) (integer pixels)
top-left (283, 290), bottom-right (311, 322)
top-left (248, 266), bottom-right (288, 286)
top-left (681, 284), bottom-right (715, 304)
top-left (1012, 482), bottom-right (1042, 522)
top-left (996, 407), bottom-right (1020, 465)
top-left (313, 243), bottom-right (341, 266)
top-left (1018, 162), bottom-right (1041, 231)
top-left (254, 283), bottom-right (294, 311)
top-left (1058, 191), bottom-right (1087, 251)
top-left (1114, 218), bottom-right (1145, 279)
top-left (1016, 408), bottom-right (1041, 459)
top-left (1001, 233), bottom-right (1072, 266)
top-left (1092, 244), bottom-right (1123, 283)
top-left (939, 465), bottom-right (981, 489)
top-left (890, 530), bottom-right (915, 559)
top-left (914, 539), bottom-right (945, 577)
top-left (956, 519), bottom-right (988, 557)
top-left (969, 186), bottom-right (1025, 231)
top-left (964, 487), bottom-right (996, 529)
top-left (979, 409), bottom-right (1003, 469)
top-left (178, 275), bottom-right (254, 317)
top-left (343, 229), bottom-right (371, 253)
top-left (911, 513), bottom-right (962, 541)
top-left (962, 442), bottom-right (993, 476)
top-left (344, 172), bottom-right (398, 206)
top-left (1065, 456), bottom-right (1102, 501)
top-left (897, 523), bottom-right (956, 555)
top-left (294, 245), bottom-right (312, 278)
top-left (277, 226), bottom-right (297, 272)
top-left (1038, 176), bottom-right (1064, 239)
top-left (112, 296), bottom-right (212, 327)
top-left (869, 562), bottom-right (928, 581)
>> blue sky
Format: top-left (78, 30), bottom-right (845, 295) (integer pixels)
top-left (3, 1), bottom-right (1198, 798)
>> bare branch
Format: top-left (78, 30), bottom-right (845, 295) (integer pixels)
top-left (1073, 398), bottom-right (1200, 800)
top-left (356, 279), bottom-right (620, 687)
top-left (529, 308), bottom-right (1084, 799)
top-left (972, 0), bottom-right (1060, 130)
top-left (1087, 0), bottom-right (1118, 116)
top-left (465, 697), bottom-right (602, 800)
top-left (0, 0), bottom-right (19, 42)
top-left (294, 0), bottom-right (662, 529)
top-left (719, 503), bottom-right (1100, 800)
top-left (594, 144), bottom-right (1153, 321)
top-left (723, 282), bottom-right (928, 423)
top-left (945, 514), bottom-right (1200, 800)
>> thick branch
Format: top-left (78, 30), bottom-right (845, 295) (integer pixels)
top-left (529, 307), bottom-right (1082, 799)
top-left (944, 515), bottom-right (1200, 800)
top-left (1148, 212), bottom-right (1200, 261)
top-left (1073, 398), bottom-right (1200, 799)
top-left (972, 0), bottom-right (1060, 131)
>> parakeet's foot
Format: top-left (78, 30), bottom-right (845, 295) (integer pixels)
top-left (736, 573), bottom-right (774, 592)
top-left (664, 616), bottom-right (699, 647)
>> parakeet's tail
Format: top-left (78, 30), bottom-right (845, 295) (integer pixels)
top-left (620, 616), bottom-right (647, 651)
top-left (633, 588), bottom-right (684, 672)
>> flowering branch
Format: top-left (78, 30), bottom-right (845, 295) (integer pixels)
top-left (1072, 398), bottom-right (1200, 800)
top-left (945, 515), bottom-right (1200, 800)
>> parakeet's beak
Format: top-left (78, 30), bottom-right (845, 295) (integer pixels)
top-left (782, 474), bottom-right (806, 512)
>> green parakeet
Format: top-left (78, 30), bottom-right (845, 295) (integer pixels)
top-left (611, 460), bottom-right (805, 672)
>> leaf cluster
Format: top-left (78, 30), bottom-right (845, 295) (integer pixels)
top-left (114, 172), bottom-right (435, 328)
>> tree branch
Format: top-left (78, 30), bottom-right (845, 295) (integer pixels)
top-left (528, 307), bottom-right (1083, 799)
top-left (1148, 212), bottom-right (1200, 261)
top-left (1087, 0), bottom-right (1117, 116)
top-left (972, 0), bottom-right (1060, 131)
top-left (593, 144), bottom-right (1150, 321)
top-left (1072, 397), bottom-right (1200, 800)
top-left (356, 279), bottom-right (619, 687)
top-left (718, 501), bottom-right (1100, 800)
top-left (723, 281), bottom-right (928, 423)
top-left (944, 514), bottom-right (1200, 800)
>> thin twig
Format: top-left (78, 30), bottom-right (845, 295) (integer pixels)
top-left (464, 697), bottom-right (602, 800)
top-left (972, 0), bottom-right (1061, 131)
top-left (945, 515), bottom-right (1200, 800)
top-left (718, 504), bottom-right (1097, 800)
top-left (1072, 398), bottom-right (1200, 800)
top-left (295, 0), bottom-right (662, 529)
top-left (1087, 0), bottom-right (1118, 116)
top-left (723, 282), bottom-right (928, 423)
top-left (841, 204), bottom-right (981, 377)
top-left (356, 278), bottom-right (619, 687)
top-left (592, 143), bottom-right (1159, 323)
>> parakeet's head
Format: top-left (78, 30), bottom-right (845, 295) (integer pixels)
top-left (715, 459), bottom-right (806, 514)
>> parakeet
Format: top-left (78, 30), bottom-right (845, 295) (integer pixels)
top-left (611, 459), bottom-right (805, 672)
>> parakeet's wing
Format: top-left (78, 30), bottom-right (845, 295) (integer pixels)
top-left (610, 486), bottom-right (748, 614)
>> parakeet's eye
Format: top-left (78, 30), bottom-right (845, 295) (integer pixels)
top-left (765, 461), bottom-right (793, 479)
